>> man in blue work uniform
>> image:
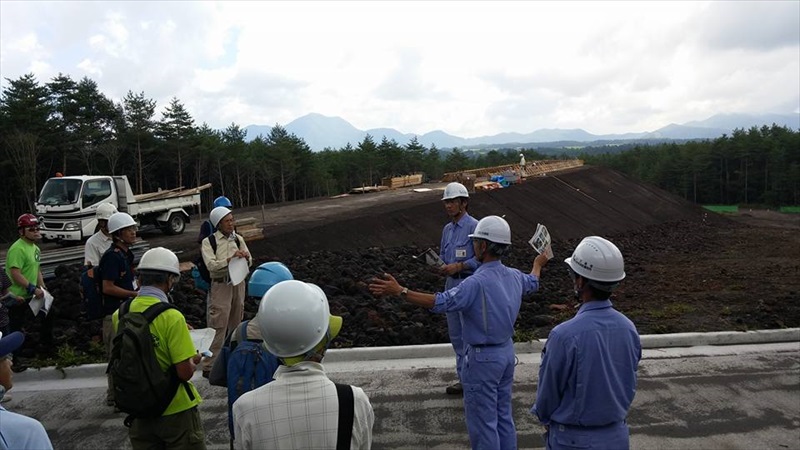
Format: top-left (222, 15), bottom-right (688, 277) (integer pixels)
top-left (531, 236), bottom-right (641, 450)
top-left (438, 182), bottom-right (480, 395)
top-left (370, 215), bottom-right (550, 450)
top-left (98, 212), bottom-right (139, 408)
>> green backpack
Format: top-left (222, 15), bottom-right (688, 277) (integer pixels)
top-left (107, 299), bottom-right (191, 423)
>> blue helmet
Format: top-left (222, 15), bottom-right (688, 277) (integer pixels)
top-left (248, 262), bottom-right (293, 298)
top-left (213, 196), bottom-right (233, 208)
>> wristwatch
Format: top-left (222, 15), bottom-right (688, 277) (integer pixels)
top-left (400, 287), bottom-right (409, 298)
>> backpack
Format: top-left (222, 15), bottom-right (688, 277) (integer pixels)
top-left (79, 266), bottom-right (102, 319)
top-left (197, 219), bottom-right (214, 244)
top-left (194, 234), bottom-right (241, 286)
top-left (214, 320), bottom-right (280, 437)
top-left (107, 299), bottom-right (190, 422)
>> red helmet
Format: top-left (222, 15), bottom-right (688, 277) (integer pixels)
top-left (17, 213), bottom-right (39, 228)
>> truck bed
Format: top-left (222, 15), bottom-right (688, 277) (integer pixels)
top-left (126, 183), bottom-right (211, 217)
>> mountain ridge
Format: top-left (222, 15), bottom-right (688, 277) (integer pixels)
top-left (243, 112), bottom-right (800, 151)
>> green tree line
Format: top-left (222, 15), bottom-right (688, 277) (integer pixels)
top-left (3, 72), bottom-right (796, 240)
top-left (0, 73), bottom-right (529, 241)
top-left (578, 125), bottom-right (800, 206)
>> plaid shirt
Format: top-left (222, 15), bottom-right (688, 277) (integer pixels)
top-left (233, 361), bottom-right (374, 449)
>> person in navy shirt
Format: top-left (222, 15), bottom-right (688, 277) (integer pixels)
top-left (438, 182), bottom-right (480, 395)
top-left (370, 215), bottom-right (550, 450)
top-left (532, 236), bottom-right (641, 450)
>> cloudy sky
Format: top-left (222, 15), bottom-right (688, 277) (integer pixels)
top-left (1, 1), bottom-right (798, 137)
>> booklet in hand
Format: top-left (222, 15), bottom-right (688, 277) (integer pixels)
top-left (528, 223), bottom-right (554, 260)
top-left (413, 248), bottom-right (446, 267)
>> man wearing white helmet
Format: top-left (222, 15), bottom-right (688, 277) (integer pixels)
top-left (111, 247), bottom-right (206, 450)
top-left (84, 202), bottom-right (118, 267)
top-left (200, 206), bottom-right (252, 378)
top-left (232, 280), bottom-right (374, 449)
top-left (97, 211), bottom-right (139, 407)
top-left (531, 236), bottom-right (641, 450)
top-left (370, 215), bottom-right (549, 450)
top-left (438, 181), bottom-right (479, 395)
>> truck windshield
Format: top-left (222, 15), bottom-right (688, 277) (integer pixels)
top-left (38, 178), bottom-right (82, 206)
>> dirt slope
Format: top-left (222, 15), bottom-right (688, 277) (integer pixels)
top-left (250, 166), bottom-right (719, 258)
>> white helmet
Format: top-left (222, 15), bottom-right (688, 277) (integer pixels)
top-left (137, 247), bottom-right (180, 275)
top-left (565, 236), bottom-right (626, 283)
top-left (257, 280), bottom-right (334, 358)
top-left (96, 203), bottom-right (118, 221)
top-left (469, 215), bottom-right (511, 245)
top-left (107, 212), bottom-right (137, 233)
top-left (442, 182), bottom-right (469, 200)
top-left (209, 206), bottom-right (232, 228)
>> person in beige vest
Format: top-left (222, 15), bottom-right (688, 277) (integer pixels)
top-left (200, 206), bottom-right (252, 377)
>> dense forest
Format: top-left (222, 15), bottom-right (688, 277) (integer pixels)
top-left (1, 72), bottom-right (798, 240)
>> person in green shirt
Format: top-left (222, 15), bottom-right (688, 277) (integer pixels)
top-left (112, 247), bottom-right (206, 450)
top-left (4, 214), bottom-right (48, 372)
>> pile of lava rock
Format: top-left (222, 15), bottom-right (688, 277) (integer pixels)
top-left (18, 241), bottom-right (568, 363)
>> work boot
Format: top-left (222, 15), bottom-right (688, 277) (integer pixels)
top-left (446, 382), bottom-right (463, 395)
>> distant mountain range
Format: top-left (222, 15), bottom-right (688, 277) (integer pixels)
top-left (244, 112), bottom-right (800, 151)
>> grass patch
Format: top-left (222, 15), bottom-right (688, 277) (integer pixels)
top-left (29, 341), bottom-right (106, 372)
top-left (649, 303), bottom-right (695, 320)
top-left (778, 206), bottom-right (800, 214)
top-left (514, 328), bottom-right (539, 342)
top-left (702, 205), bottom-right (739, 213)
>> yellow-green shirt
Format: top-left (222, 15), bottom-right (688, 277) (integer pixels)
top-left (4, 239), bottom-right (41, 299)
top-left (112, 295), bottom-right (202, 416)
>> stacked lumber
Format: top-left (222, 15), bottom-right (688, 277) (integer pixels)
top-left (133, 183), bottom-right (212, 202)
top-left (382, 173), bottom-right (423, 189)
top-left (235, 217), bottom-right (264, 242)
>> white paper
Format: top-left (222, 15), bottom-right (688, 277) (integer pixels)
top-left (413, 248), bottom-right (445, 267)
top-left (528, 224), bottom-right (554, 260)
top-left (189, 328), bottom-right (216, 354)
top-left (29, 289), bottom-right (55, 316)
top-left (228, 256), bottom-right (249, 285)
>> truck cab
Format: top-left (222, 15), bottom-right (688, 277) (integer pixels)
top-left (36, 175), bottom-right (117, 242)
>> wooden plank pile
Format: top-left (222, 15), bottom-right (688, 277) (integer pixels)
top-left (235, 217), bottom-right (264, 242)
top-left (382, 173), bottom-right (424, 189)
top-left (133, 183), bottom-right (212, 202)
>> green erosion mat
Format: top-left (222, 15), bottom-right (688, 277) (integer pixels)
top-left (703, 205), bottom-right (739, 213)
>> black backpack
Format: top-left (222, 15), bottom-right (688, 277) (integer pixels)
top-left (107, 299), bottom-right (191, 422)
top-left (195, 234), bottom-right (241, 284)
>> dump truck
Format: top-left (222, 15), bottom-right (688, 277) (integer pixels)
top-left (34, 175), bottom-right (211, 243)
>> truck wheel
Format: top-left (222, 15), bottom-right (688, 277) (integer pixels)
top-left (164, 213), bottom-right (186, 235)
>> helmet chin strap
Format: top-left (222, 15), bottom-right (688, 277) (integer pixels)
top-left (284, 326), bottom-right (333, 365)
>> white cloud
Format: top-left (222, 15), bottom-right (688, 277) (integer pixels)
top-left (1, 1), bottom-right (798, 137)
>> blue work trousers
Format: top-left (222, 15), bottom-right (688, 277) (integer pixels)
top-left (462, 341), bottom-right (516, 450)
top-left (445, 276), bottom-right (467, 381)
top-left (544, 421), bottom-right (629, 450)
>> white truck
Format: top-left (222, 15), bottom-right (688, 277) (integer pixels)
top-left (35, 175), bottom-right (211, 243)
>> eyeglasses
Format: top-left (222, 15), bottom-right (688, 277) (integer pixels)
top-left (25, 227), bottom-right (40, 232)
